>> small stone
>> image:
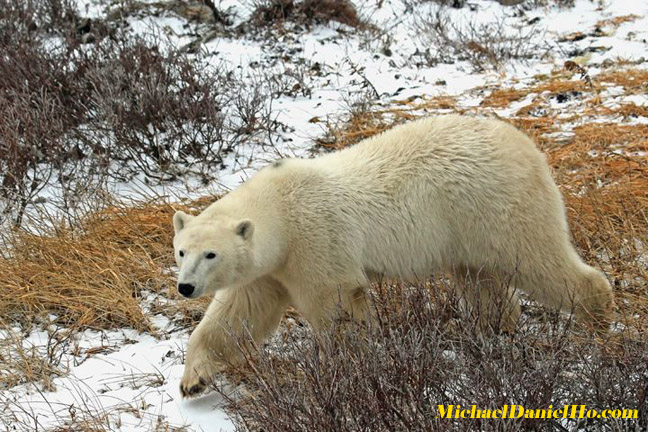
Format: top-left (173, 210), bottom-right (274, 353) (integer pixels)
top-left (76, 17), bottom-right (91, 35)
top-left (81, 33), bottom-right (96, 44)
top-left (601, 58), bottom-right (615, 68)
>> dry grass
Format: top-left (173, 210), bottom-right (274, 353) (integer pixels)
top-left (595, 14), bottom-right (641, 29)
top-left (0, 199), bottom-right (215, 337)
top-left (482, 67), bottom-right (648, 112)
top-left (480, 88), bottom-right (526, 108)
top-left (0, 326), bottom-right (66, 390)
top-left (596, 68), bottom-right (648, 94)
top-left (547, 124), bottom-right (647, 322)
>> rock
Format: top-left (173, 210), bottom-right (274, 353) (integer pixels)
top-left (76, 17), bottom-right (92, 34)
top-left (601, 58), bottom-right (615, 68)
top-left (173, 3), bottom-right (216, 24)
top-left (81, 33), bottom-right (96, 44)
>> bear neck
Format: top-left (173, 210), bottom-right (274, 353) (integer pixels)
top-left (208, 195), bottom-right (287, 284)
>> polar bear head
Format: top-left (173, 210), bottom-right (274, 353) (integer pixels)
top-left (172, 211), bottom-right (255, 298)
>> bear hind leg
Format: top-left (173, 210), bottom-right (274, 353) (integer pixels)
top-left (516, 263), bottom-right (614, 333)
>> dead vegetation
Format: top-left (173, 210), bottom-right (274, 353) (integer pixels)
top-left (0, 0), bottom-right (646, 428)
top-left (249, 0), bottom-right (362, 28)
top-left (0, 326), bottom-right (67, 391)
top-left (216, 279), bottom-right (647, 431)
top-left (412, 4), bottom-right (543, 71)
top-left (0, 0), bottom-right (282, 226)
top-left (0, 199), bottom-right (215, 338)
top-left (1, 64), bottom-right (642, 429)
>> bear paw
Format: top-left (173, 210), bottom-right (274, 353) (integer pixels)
top-left (180, 375), bottom-right (208, 398)
top-left (180, 363), bottom-right (220, 398)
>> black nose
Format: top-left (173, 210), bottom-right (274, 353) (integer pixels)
top-left (178, 283), bottom-right (195, 297)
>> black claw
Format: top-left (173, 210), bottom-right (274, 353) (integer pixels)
top-left (188, 383), bottom-right (204, 395)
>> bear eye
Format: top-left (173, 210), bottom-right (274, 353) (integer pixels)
top-left (205, 252), bottom-right (217, 259)
top-left (179, 250), bottom-right (185, 257)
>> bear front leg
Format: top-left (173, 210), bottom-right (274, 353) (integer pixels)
top-left (291, 277), bottom-right (372, 331)
top-left (180, 319), bottom-right (224, 398)
top-left (180, 276), bottom-right (289, 398)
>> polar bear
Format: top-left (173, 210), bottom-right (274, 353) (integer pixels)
top-left (173, 115), bottom-right (614, 397)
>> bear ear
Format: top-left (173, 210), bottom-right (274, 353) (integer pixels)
top-left (173, 211), bottom-right (193, 234)
top-left (235, 219), bottom-right (254, 240)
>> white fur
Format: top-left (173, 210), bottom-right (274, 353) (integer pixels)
top-left (174, 115), bottom-right (614, 396)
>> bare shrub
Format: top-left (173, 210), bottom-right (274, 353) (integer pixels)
top-left (0, 22), bottom-right (95, 224)
top-left (413, 5), bottom-right (543, 71)
top-left (249, 0), bottom-right (362, 28)
top-left (218, 281), bottom-right (647, 431)
top-left (0, 0), bottom-right (281, 226)
top-left (87, 39), bottom-right (229, 180)
top-left (0, 0), bottom-right (78, 41)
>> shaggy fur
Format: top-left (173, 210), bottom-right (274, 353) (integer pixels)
top-left (173, 115), bottom-right (614, 397)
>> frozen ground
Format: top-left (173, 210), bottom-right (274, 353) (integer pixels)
top-left (2, 294), bottom-right (234, 431)
top-left (2, 0), bottom-right (646, 430)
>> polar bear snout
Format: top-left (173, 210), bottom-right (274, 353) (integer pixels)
top-left (178, 283), bottom-right (196, 297)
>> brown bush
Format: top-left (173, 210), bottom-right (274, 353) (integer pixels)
top-left (218, 281), bottom-right (647, 432)
top-left (250, 0), bottom-right (361, 28)
top-left (0, 0), bottom-right (280, 226)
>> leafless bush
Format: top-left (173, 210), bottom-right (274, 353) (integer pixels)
top-left (413, 5), bottom-right (543, 71)
top-left (403, 0), bottom-right (575, 8)
top-left (249, 0), bottom-right (362, 28)
top-left (0, 0), bottom-right (78, 41)
top-left (0, 0), bottom-right (281, 226)
top-left (218, 280), bottom-right (647, 432)
top-left (87, 40), bottom-right (230, 181)
top-left (527, 0), bottom-right (575, 7)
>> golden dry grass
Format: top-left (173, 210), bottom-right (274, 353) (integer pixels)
top-left (481, 68), bottom-right (648, 113)
top-left (0, 200), bottom-right (214, 334)
top-left (595, 14), bottom-right (641, 29)
top-left (1, 205), bottom-right (171, 333)
top-left (0, 199), bottom-right (217, 389)
top-left (0, 328), bottom-right (64, 390)
top-left (595, 68), bottom-right (648, 94)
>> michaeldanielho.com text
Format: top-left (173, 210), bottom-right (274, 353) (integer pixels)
top-left (437, 405), bottom-right (638, 420)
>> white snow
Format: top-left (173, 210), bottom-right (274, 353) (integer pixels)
top-left (2, 303), bottom-right (235, 431)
